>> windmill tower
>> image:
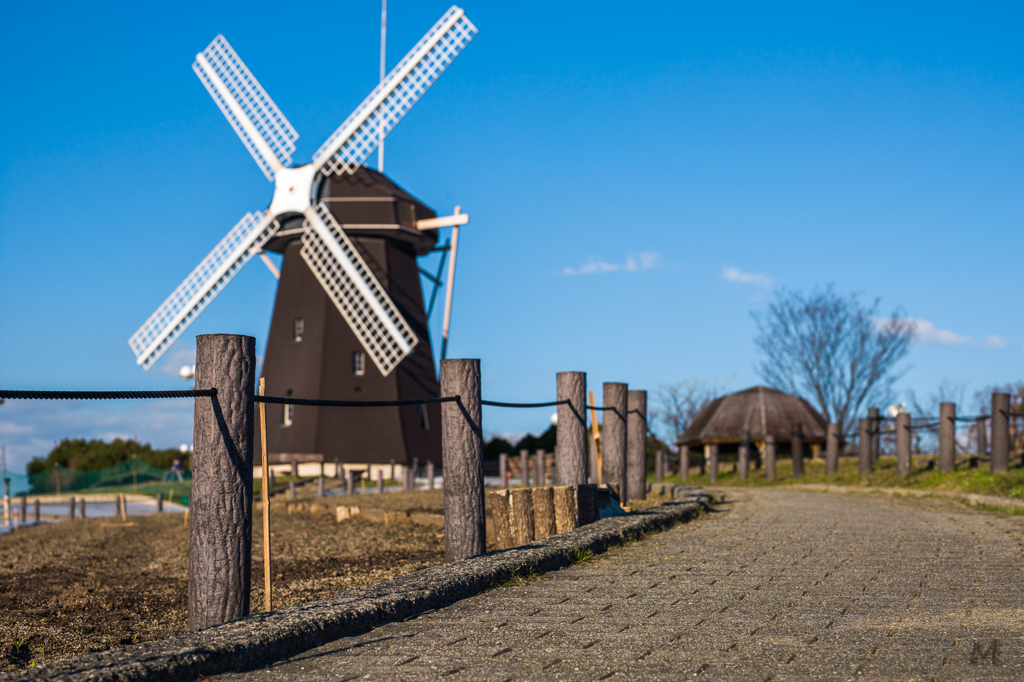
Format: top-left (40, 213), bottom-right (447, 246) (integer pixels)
top-left (128, 6), bottom-right (477, 468)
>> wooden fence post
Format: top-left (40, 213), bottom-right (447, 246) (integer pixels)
top-left (508, 488), bottom-right (534, 545)
top-left (68, 497), bottom-right (75, 520)
top-left (791, 422), bottom-right (804, 478)
top-left (499, 453), bottom-right (508, 489)
top-left (859, 418), bottom-right (871, 478)
top-left (707, 443), bottom-right (719, 483)
top-left (588, 437), bottom-right (598, 484)
top-left (377, 470), bottom-right (384, 493)
top-left (826, 423), bottom-right (840, 476)
top-left (288, 481), bottom-right (296, 500)
top-left (896, 412), bottom-right (911, 476)
top-left (520, 449), bottom-right (529, 487)
top-left (291, 461), bottom-right (299, 478)
top-left (680, 445), bottom-right (689, 481)
top-left (655, 450), bottom-right (664, 483)
top-left (156, 492), bottom-right (164, 513)
top-left (602, 382), bottom-right (629, 501)
top-left (34, 498), bottom-right (40, 524)
top-left (738, 430), bottom-right (750, 482)
top-left (532, 486), bottom-right (556, 539)
top-left (535, 449), bottom-right (546, 487)
top-left (868, 407), bottom-right (880, 465)
top-left (316, 476), bottom-right (324, 498)
top-left (79, 498), bottom-right (86, 519)
top-left (626, 389), bottom-right (648, 502)
top-left (576, 484), bottom-right (599, 525)
top-left (441, 358), bottom-right (486, 562)
top-left (489, 490), bottom-right (513, 549)
top-left (939, 402), bottom-right (956, 473)
top-left (991, 392), bottom-right (1009, 474)
top-left (555, 371), bottom-right (588, 486)
top-left (189, 333), bottom-right (255, 632)
top-left (765, 436), bottom-right (776, 481)
top-left (348, 470), bottom-right (356, 495)
top-left (552, 486), bottom-right (578, 533)
top-left (427, 461), bottom-right (435, 490)
top-left (20, 495), bottom-right (27, 525)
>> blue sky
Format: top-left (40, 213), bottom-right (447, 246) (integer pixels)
top-left (2, 1), bottom-right (1023, 472)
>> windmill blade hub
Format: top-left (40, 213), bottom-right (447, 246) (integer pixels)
top-left (268, 164), bottom-right (318, 218)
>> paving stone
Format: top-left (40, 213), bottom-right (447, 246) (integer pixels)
top-left (221, 489), bottom-right (1024, 681)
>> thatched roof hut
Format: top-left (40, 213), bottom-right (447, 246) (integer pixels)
top-left (677, 386), bottom-right (827, 450)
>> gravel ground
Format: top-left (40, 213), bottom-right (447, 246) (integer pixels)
top-left (0, 488), bottom-right (450, 671)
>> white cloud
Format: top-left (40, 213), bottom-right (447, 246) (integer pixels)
top-left (986, 335), bottom-right (1008, 348)
top-left (907, 318), bottom-right (971, 346)
top-left (563, 252), bottom-right (659, 276)
top-left (722, 266), bottom-right (773, 288)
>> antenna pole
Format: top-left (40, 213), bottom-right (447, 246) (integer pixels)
top-left (440, 206), bottom-right (461, 360)
top-left (378, 0), bottom-right (387, 173)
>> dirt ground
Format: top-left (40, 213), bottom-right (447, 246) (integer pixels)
top-left (0, 488), bottom-right (452, 671)
top-left (0, 484), bottom-right (672, 671)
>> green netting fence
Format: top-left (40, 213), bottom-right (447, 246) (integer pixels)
top-left (3, 459), bottom-right (190, 496)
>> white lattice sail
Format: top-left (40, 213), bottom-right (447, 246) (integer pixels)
top-left (301, 203), bottom-right (417, 376)
top-left (129, 212), bottom-right (278, 369)
top-left (194, 35), bottom-right (298, 181)
top-left (313, 5), bottom-right (477, 176)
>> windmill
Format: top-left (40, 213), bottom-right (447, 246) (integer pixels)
top-left (128, 6), bottom-right (477, 468)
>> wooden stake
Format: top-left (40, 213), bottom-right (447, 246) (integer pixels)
top-left (119, 493), bottom-right (127, 522)
top-left (259, 377), bottom-right (272, 613)
top-left (588, 390), bottom-right (603, 485)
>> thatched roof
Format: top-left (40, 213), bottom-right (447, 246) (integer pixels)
top-left (677, 386), bottom-right (827, 446)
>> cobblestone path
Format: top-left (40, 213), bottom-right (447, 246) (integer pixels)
top-left (223, 489), bottom-right (1024, 681)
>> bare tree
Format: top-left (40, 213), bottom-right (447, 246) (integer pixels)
top-left (652, 379), bottom-right (728, 449)
top-left (753, 285), bottom-right (914, 438)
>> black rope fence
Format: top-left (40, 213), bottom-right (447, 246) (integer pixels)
top-left (256, 395), bottom-right (459, 407)
top-left (2, 389), bottom-right (638, 427)
top-left (0, 389), bottom-right (216, 400)
top-left (481, 399), bottom-right (568, 408)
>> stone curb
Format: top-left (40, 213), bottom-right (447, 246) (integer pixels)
top-left (782, 483), bottom-right (1024, 510)
top-left (7, 488), bottom-right (712, 682)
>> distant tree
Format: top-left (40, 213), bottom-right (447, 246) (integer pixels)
top-left (652, 380), bottom-right (726, 449)
top-left (483, 436), bottom-right (515, 461)
top-left (27, 438), bottom-right (184, 474)
top-left (753, 285), bottom-right (914, 439)
top-left (482, 425), bottom-right (557, 460)
top-left (514, 425), bottom-right (556, 454)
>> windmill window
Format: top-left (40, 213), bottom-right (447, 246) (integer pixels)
top-left (418, 404), bottom-right (430, 431)
top-left (282, 389), bottom-right (294, 427)
top-left (398, 201), bottom-right (416, 227)
top-left (353, 351), bottom-right (366, 376)
top-left (293, 318), bottom-right (304, 343)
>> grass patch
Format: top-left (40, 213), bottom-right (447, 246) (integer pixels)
top-left (499, 566), bottom-right (541, 588)
top-left (571, 547), bottom-right (593, 564)
top-left (663, 455), bottom-right (1024, 499)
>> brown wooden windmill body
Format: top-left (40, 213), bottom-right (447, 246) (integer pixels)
top-left (260, 168), bottom-right (442, 468)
